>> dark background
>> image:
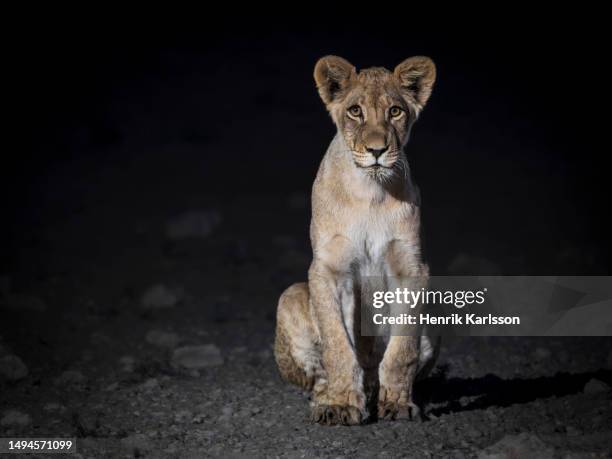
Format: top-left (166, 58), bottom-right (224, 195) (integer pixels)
top-left (1, 13), bottom-right (611, 456)
top-left (4, 16), bottom-right (609, 277)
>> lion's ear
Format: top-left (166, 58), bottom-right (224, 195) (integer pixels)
top-left (394, 56), bottom-right (436, 109)
top-left (314, 55), bottom-right (356, 106)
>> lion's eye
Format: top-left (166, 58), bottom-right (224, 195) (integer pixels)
top-left (348, 105), bottom-right (362, 117)
top-left (389, 106), bottom-right (403, 118)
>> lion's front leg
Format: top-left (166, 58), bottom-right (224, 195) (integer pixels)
top-left (308, 251), bottom-right (367, 426)
top-left (378, 335), bottom-right (420, 420)
top-left (378, 240), bottom-right (428, 420)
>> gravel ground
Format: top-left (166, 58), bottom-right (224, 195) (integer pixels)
top-left (2, 159), bottom-right (611, 458)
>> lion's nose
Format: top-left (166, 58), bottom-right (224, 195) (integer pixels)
top-left (366, 145), bottom-right (389, 158)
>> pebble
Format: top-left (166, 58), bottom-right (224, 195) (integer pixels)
top-left (140, 284), bottom-right (183, 309)
top-left (171, 344), bottom-right (223, 369)
top-left (0, 354), bottom-right (28, 381)
top-left (145, 330), bottom-right (180, 349)
top-left (192, 414), bottom-right (205, 424)
top-left (1, 410), bottom-right (31, 428)
top-left (583, 378), bottom-right (610, 394)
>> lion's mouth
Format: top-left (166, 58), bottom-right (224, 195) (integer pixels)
top-left (355, 162), bottom-right (390, 170)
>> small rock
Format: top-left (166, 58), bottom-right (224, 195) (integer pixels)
top-left (192, 414), bottom-right (205, 424)
top-left (140, 284), bottom-right (183, 309)
top-left (165, 210), bottom-right (221, 240)
top-left (0, 293), bottom-right (47, 311)
top-left (172, 344), bottom-right (223, 369)
top-left (478, 433), bottom-right (554, 459)
top-left (54, 370), bottom-right (86, 386)
top-left (583, 378), bottom-right (610, 394)
top-left (0, 354), bottom-right (28, 381)
top-left (1, 410), bottom-right (31, 428)
top-left (145, 330), bottom-right (180, 349)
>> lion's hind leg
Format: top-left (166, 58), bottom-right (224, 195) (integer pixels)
top-left (274, 282), bottom-right (321, 391)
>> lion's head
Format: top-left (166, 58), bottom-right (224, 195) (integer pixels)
top-left (314, 55), bottom-right (436, 182)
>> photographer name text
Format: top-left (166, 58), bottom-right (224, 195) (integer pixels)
top-left (372, 312), bottom-right (520, 326)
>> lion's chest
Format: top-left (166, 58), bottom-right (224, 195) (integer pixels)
top-left (336, 206), bottom-right (418, 340)
top-left (346, 209), bottom-right (407, 276)
top-left (349, 226), bottom-right (389, 277)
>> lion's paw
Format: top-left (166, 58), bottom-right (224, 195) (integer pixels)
top-left (311, 404), bottom-right (364, 426)
top-left (378, 386), bottom-right (420, 421)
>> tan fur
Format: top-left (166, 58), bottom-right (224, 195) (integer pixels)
top-left (274, 55), bottom-right (436, 425)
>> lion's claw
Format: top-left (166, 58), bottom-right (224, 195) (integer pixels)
top-left (311, 404), bottom-right (364, 426)
top-left (377, 400), bottom-right (420, 421)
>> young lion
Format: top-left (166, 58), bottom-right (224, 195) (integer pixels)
top-left (274, 55), bottom-right (436, 425)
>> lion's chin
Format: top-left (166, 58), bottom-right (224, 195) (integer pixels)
top-left (363, 164), bottom-right (395, 182)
